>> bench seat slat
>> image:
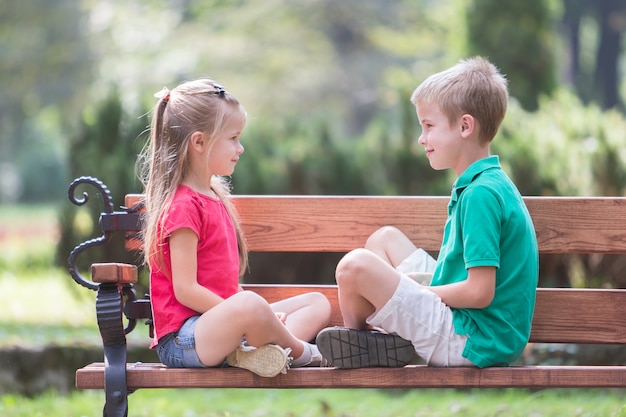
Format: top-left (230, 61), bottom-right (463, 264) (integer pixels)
top-left (76, 363), bottom-right (626, 389)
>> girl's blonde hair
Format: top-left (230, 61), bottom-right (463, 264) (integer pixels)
top-left (138, 79), bottom-right (248, 277)
top-left (410, 56), bottom-right (508, 143)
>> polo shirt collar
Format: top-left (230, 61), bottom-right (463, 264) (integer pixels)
top-left (450, 155), bottom-right (500, 203)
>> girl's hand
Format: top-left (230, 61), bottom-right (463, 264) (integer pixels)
top-left (275, 312), bottom-right (287, 325)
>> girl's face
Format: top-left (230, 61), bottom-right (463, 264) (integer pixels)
top-left (208, 109), bottom-right (246, 177)
top-left (415, 102), bottom-right (463, 174)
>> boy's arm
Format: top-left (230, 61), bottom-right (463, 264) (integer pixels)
top-left (426, 266), bottom-right (495, 309)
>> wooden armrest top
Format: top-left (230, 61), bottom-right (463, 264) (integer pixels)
top-left (92, 263), bottom-right (138, 284)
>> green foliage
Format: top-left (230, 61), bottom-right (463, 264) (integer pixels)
top-left (466, 0), bottom-right (557, 111)
top-left (233, 95), bottom-right (452, 197)
top-left (497, 89), bottom-right (626, 197)
top-left (0, 0), bottom-right (92, 203)
top-left (55, 89), bottom-right (148, 273)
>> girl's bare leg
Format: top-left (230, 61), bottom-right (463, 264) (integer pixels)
top-left (193, 291), bottom-right (305, 366)
top-left (270, 292), bottom-right (331, 341)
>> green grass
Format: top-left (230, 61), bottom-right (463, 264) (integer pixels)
top-left (1, 387), bottom-right (626, 417)
top-left (1, 204), bottom-right (626, 416)
top-left (0, 260), bottom-right (151, 348)
top-left (0, 203), bottom-right (151, 348)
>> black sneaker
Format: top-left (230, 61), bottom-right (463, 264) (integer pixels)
top-left (315, 327), bottom-right (415, 368)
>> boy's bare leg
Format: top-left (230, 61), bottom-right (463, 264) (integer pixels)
top-left (318, 249), bottom-right (415, 368)
top-left (335, 248), bottom-right (403, 329)
top-left (316, 228), bottom-right (420, 368)
top-left (365, 226), bottom-right (418, 267)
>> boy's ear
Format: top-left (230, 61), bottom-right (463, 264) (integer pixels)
top-left (460, 114), bottom-right (475, 138)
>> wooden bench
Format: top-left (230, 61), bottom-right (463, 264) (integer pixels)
top-left (67, 176), bottom-right (626, 417)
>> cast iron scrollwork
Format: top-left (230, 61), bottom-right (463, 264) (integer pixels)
top-left (67, 176), bottom-right (115, 291)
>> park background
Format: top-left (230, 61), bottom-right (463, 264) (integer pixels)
top-left (1, 1), bottom-right (626, 416)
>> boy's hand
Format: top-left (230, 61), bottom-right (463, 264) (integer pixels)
top-left (406, 272), bottom-right (433, 286)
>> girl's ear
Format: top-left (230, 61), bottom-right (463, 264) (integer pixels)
top-left (460, 114), bottom-right (475, 138)
top-left (189, 131), bottom-right (206, 153)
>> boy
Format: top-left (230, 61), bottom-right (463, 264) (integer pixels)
top-left (316, 56), bottom-right (539, 368)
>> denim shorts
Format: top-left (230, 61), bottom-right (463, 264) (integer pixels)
top-left (156, 316), bottom-right (208, 368)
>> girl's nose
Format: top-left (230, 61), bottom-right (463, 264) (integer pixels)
top-left (237, 142), bottom-right (244, 155)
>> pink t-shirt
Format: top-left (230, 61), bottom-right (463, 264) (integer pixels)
top-left (149, 185), bottom-right (240, 348)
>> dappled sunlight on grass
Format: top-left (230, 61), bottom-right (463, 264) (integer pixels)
top-left (0, 268), bottom-right (100, 348)
top-left (0, 267), bottom-right (152, 348)
top-left (0, 204), bottom-right (151, 348)
top-left (0, 269), bottom-right (95, 326)
top-left (0, 204), bottom-right (59, 270)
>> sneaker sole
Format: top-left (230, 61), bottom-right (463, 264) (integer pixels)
top-left (226, 344), bottom-right (290, 378)
top-left (316, 327), bottom-right (414, 368)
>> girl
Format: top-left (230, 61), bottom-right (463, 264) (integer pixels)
top-left (139, 79), bottom-right (331, 377)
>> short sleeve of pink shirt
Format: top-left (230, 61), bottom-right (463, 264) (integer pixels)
top-left (149, 185), bottom-right (240, 348)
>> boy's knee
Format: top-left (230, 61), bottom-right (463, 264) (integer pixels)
top-left (366, 225), bottom-right (401, 245)
top-left (365, 226), bottom-right (404, 254)
top-left (336, 248), bottom-right (371, 286)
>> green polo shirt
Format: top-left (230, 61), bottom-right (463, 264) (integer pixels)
top-left (430, 155), bottom-right (538, 368)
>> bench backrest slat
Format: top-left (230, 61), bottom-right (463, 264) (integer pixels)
top-left (244, 285), bottom-right (626, 345)
top-left (125, 195), bottom-right (626, 254)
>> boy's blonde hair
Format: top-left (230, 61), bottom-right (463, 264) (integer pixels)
top-left (410, 56), bottom-right (508, 143)
top-left (138, 79), bottom-right (248, 276)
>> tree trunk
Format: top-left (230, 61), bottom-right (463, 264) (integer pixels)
top-left (593, 0), bottom-right (625, 109)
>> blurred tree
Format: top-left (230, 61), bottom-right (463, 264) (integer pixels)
top-left (465, 0), bottom-right (557, 111)
top-left (170, 0), bottom-right (463, 136)
top-left (562, 0), bottom-right (625, 110)
top-left (0, 0), bottom-right (93, 202)
top-left (56, 89), bottom-right (147, 280)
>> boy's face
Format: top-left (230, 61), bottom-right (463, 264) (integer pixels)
top-left (415, 102), bottom-right (464, 174)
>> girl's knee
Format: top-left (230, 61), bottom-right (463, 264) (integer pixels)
top-left (308, 291), bottom-right (332, 320)
top-left (297, 291), bottom-right (330, 307)
top-left (230, 291), bottom-right (274, 318)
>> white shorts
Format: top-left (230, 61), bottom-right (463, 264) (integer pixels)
top-left (367, 249), bottom-right (474, 367)
top-left (395, 248), bottom-right (436, 285)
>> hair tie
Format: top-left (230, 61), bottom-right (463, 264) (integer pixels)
top-left (154, 87), bottom-right (171, 103)
top-left (213, 83), bottom-right (226, 97)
